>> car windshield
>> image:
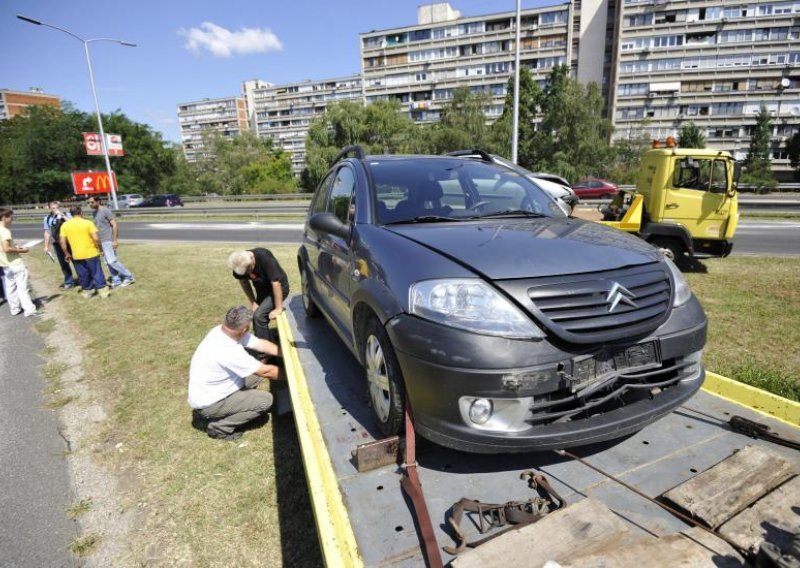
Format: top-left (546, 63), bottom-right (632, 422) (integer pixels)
top-left (367, 157), bottom-right (564, 224)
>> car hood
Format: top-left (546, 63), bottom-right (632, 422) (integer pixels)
top-left (384, 217), bottom-right (661, 279)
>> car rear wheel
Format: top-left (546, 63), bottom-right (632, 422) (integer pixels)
top-left (300, 266), bottom-right (320, 318)
top-left (363, 317), bottom-right (405, 437)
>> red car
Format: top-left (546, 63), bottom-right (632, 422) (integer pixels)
top-left (571, 178), bottom-right (619, 199)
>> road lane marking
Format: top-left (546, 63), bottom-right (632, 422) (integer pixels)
top-left (145, 223), bottom-right (302, 230)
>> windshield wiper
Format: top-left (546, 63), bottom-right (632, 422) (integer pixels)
top-left (469, 209), bottom-right (548, 219)
top-left (385, 215), bottom-right (456, 225)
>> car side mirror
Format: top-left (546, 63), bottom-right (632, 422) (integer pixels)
top-left (310, 212), bottom-right (351, 240)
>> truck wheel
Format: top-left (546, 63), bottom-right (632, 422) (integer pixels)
top-left (651, 237), bottom-right (687, 268)
top-left (300, 266), bottom-right (320, 318)
top-left (363, 317), bottom-right (405, 437)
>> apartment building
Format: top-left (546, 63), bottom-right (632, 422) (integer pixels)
top-left (359, 2), bottom-right (578, 124)
top-left (175, 1), bottom-right (799, 176)
top-left (177, 96), bottom-right (249, 162)
top-left (245, 75), bottom-right (362, 176)
top-left (0, 88), bottom-right (60, 120)
top-left (611, 0), bottom-right (800, 173)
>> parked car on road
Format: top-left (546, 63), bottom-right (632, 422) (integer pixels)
top-left (298, 146), bottom-right (707, 453)
top-left (571, 178), bottom-right (619, 199)
top-left (447, 150), bottom-right (579, 214)
top-left (131, 194), bottom-right (184, 208)
top-left (116, 193), bottom-right (144, 208)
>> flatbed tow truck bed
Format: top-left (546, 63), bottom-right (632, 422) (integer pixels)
top-left (277, 299), bottom-right (800, 567)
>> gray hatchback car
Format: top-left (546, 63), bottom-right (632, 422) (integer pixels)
top-left (298, 147), bottom-right (707, 453)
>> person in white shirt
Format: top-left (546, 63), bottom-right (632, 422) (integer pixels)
top-left (0, 209), bottom-right (39, 317)
top-left (189, 305), bottom-right (282, 441)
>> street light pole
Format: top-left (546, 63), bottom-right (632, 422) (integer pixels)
top-left (17, 14), bottom-right (136, 210)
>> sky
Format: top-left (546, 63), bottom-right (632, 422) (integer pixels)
top-left (1, 0), bottom-right (555, 144)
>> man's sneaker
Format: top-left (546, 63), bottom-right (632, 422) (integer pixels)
top-left (109, 281), bottom-right (122, 288)
top-left (24, 311), bottom-right (42, 318)
top-left (80, 290), bottom-right (96, 299)
top-left (120, 278), bottom-right (135, 287)
top-left (98, 287), bottom-right (111, 299)
top-left (206, 426), bottom-right (242, 441)
top-left (191, 411), bottom-right (209, 431)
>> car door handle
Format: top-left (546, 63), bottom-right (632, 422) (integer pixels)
top-left (665, 203), bottom-right (680, 209)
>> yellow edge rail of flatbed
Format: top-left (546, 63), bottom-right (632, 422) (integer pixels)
top-left (703, 371), bottom-right (800, 427)
top-left (277, 314), bottom-right (363, 567)
top-left (279, 311), bottom-right (799, 565)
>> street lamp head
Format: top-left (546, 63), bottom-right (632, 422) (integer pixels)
top-left (119, 41), bottom-right (137, 47)
top-left (17, 14), bottom-right (43, 25)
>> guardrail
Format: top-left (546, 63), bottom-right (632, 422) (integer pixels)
top-left (8, 192), bottom-right (800, 221)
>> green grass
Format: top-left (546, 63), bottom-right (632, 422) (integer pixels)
top-left (67, 498), bottom-right (92, 520)
top-left (686, 257), bottom-right (800, 400)
top-left (69, 533), bottom-right (101, 557)
top-left (27, 243), bottom-right (319, 567)
top-left (740, 211), bottom-right (800, 220)
top-left (23, 245), bottom-right (799, 565)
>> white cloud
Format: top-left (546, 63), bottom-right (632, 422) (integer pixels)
top-left (179, 22), bottom-right (282, 58)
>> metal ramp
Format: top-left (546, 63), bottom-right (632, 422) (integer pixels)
top-left (278, 298), bottom-right (800, 567)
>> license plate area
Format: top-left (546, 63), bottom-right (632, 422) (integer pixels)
top-left (570, 341), bottom-right (661, 392)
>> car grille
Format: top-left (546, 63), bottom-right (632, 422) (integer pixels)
top-left (502, 263), bottom-right (672, 344)
top-left (526, 355), bottom-right (699, 426)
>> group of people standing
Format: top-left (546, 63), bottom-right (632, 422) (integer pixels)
top-left (0, 198), bottom-right (135, 317)
top-left (42, 198), bottom-right (135, 299)
top-left (187, 247), bottom-right (290, 441)
top-left (4, 205), bottom-right (291, 443)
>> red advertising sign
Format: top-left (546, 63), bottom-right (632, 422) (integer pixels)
top-left (71, 171), bottom-right (117, 195)
top-left (83, 132), bottom-right (124, 157)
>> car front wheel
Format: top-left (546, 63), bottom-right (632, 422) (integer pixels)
top-left (363, 317), bottom-right (405, 437)
top-left (300, 265), bottom-right (319, 318)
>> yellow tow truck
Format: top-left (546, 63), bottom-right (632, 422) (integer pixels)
top-left (600, 143), bottom-right (741, 266)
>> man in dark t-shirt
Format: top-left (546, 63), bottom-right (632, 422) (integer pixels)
top-left (228, 248), bottom-right (290, 340)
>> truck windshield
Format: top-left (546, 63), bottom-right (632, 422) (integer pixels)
top-left (368, 157), bottom-right (564, 224)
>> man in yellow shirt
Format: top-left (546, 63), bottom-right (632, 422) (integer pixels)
top-left (59, 205), bottom-right (110, 299)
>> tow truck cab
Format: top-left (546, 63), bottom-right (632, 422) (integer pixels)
top-left (601, 148), bottom-right (741, 264)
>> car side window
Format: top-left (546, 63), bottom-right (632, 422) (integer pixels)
top-left (673, 158), bottom-right (721, 192)
top-left (311, 172), bottom-right (335, 216)
top-left (328, 166), bottom-right (356, 224)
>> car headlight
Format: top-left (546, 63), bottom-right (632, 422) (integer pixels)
top-left (410, 279), bottom-right (545, 339)
top-left (664, 257), bottom-right (692, 306)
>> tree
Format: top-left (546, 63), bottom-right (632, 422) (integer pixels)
top-left (303, 100), bottom-right (420, 190)
top-left (786, 132), bottom-right (800, 181)
top-left (0, 103), bottom-right (178, 204)
top-left (743, 104), bottom-right (776, 192)
top-left (678, 122), bottom-right (705, 149)
top-left (489, 67), bottom-right (540, 166)
top-left (429, 87), bottom-right (493, 153)
top-left (0, 104), bottom-right (85, 204)
top-left (531, 65), bottom-right (614, 182)
top-left (192, 131), bottom-right (296, 195)
top-left (608, 122), bottom-right (653, 184)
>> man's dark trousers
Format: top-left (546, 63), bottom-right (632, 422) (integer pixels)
top-left (53, 243), bottom-right (75, 286)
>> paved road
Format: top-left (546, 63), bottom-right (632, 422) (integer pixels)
top-left (11, 218), bottom-right (800, 256)
top-left (0, 306), bottom-right (76, 566)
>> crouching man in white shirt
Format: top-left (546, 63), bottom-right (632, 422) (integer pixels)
top-left (188, 305), bottom-right (283, 441)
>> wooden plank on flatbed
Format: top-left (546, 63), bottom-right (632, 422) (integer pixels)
top-left (718, 474), bottom-right (800, 553)
top-left (661, 445), bottom-right (799, 529)
top-left (564, 531), bottom-right (744, 568)
top-left (452, 498), bottom-right (638, 567)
